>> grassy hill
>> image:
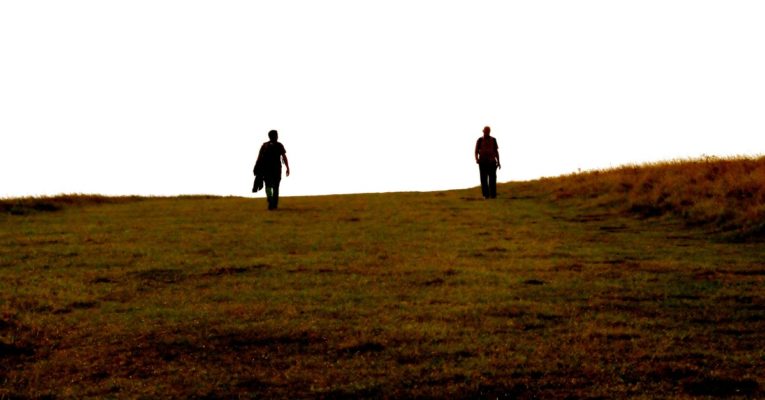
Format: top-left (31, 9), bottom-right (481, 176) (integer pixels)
top-left (543, 156), bottom-right (765, 240)
top-left (1, 157), bottom-right (764, 398)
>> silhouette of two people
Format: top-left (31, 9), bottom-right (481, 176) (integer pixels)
top-left (254, 126), bottom-right (498, 207)
top-left (475, 126), bottom-right (501, 199)
top-left (253, 130), bottom-right (290, 210)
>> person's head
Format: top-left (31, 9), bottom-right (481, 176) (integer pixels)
top-left (268, 130), bottom-right (278, 142)
top-left (483, 126), bottom-right (491, 137)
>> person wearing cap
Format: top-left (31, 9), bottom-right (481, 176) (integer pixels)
top-left (253, 130), bottom-right (290, 210)
top-left (474, 126), bottom-right (501, 199)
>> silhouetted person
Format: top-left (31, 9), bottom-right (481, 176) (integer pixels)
top-left (475, 126), bottom-right (501, 199)
top-left (254, 130), bottom-right (290, 210)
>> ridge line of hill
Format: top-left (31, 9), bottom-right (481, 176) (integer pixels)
top-left (3, 156), bottom-right (763, 240)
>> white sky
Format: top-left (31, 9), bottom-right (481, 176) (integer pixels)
top-left (1, 1), bottom-right (764, 198)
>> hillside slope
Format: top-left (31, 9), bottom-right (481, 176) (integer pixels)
top-left (1, 157), bottom-right (764, 398)
top-left (540, 156), bottom-right (765, 240)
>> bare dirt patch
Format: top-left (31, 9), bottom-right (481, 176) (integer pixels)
top-left (683, 376), bottom-right (759, 397)
top-left (202, 264), bottom-right (270, 277)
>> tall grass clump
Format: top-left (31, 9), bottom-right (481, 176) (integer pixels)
top-left (0, 194), bottom-right (144, 215)
top-left (543, 156), bottom-right (765, 239)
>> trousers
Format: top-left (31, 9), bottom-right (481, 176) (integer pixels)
top-left (264, 177), bottom-right (281, 210)
top-left (479, 162), bottom-right (497, 198)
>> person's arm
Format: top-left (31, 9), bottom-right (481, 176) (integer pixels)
top-left (282, 154), bottom-right (290, 177)
top-left (475, 139), bottom-right (480, 163)
top-left (495, 138), bottom-right (501, 169)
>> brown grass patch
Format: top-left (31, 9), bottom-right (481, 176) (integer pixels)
top-left (543, 156), bottom-right (765, 239)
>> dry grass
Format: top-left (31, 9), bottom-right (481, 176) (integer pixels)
top-left (1, 157), bottom-right (764, 398)
top-left (543, 156), bottom-right (765, 240)
top-left (0, 194), bottom-right (144, 216)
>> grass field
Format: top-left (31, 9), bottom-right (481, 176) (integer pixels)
top-left (1, 157), bottom-right (764, 398)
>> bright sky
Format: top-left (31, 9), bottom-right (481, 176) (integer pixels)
top-left (2, 1), bottom-right (764, 198)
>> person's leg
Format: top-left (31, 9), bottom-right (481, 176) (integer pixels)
top-left (489, 165), bottom-right (497, 198)
top-left (265, 184), bottom-right (275, 210)
top-left (272, 179), bottom-right (281, 209)
top-left (264, 176), bottom-right (275, 210)
top-left (479, 164), bottom-right (489, 198)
